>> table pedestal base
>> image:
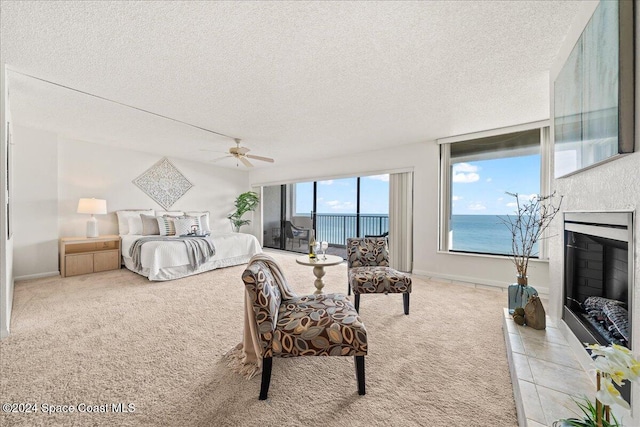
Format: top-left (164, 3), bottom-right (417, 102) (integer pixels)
top-left (313, 266), bottom-right (326, 294)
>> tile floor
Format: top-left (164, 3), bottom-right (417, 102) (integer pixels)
top-left (503, 308), bottom-right (595, 426)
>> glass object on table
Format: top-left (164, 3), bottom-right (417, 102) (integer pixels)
top-left (321, 241), bottom-right (329, 260)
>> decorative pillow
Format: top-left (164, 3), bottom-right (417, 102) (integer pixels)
top-left (157, 216), bottom-right (176, 236)
top-left (141, 214), bottom-right (160, 236)
top-left (174, 217), bottom-right (201, 236)
top-left (127, 216), bottom-right (144, 235)
top-left (116, 210), bottom-right (154, 235)
top-left (156, 211), bottom-right (184, 217)
top-left (185, 211), bottom-right (211, 233)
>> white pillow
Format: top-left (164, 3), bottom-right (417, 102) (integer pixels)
top-left (141, 214), bottom-right (161, 236)
top-left (157, 216), bottom-right (176, 236)
top-left (185, 211), bottom-right (211, 233)
top-left (116, 210), bottom-right (154, 235)
top-left (127, 216), bottom-right (144, 235)
top-left (174, 217), bottom-right (200, 236)
top-left (156, 211), bottom-right (184, 217)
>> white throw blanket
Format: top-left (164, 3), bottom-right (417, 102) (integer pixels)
top-left (224, 253), bottom-right (297, 379)
top-left (129, 236), bottom-right (215, 271)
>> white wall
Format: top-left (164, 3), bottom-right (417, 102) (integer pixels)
top-left (12, 125), bottom-right (59, 279)
top-left (547, 1), bottom-right (639, 423)
top-left (10, 130), bottom-right (251, 280)
top-left (57, 136), bottom-right (250, 237)
top-left (249, 140), bottom-right (536, 291)
top-left (1, 63), bottom-right (13, 339)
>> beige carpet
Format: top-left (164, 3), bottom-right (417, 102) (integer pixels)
top-left (0, 250), bottom-right (517, 427)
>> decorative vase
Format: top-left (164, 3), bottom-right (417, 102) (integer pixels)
top-left (508, 275), bottom-right (538, 314)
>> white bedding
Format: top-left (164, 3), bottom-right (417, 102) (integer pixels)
top-left (121, 232), bottom-right (262, 281)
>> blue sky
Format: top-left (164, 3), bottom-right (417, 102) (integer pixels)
top-left (452, 154), bottom-right (540, 215)
top-left (294, 157), bottom-right (539, 217)
top-left (296, 175), bottom-right (389, 215)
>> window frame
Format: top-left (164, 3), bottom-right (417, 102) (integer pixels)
top-left (437, 120), bottom-right (552, 259)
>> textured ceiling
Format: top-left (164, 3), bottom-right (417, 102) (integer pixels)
top-left (1, 0), bottom-right (585, 169)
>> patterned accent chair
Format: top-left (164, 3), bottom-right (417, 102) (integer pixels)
top-left (242, 260), bottom-right (368, 400)
top-left (347, 237), bottom-right (412, 315)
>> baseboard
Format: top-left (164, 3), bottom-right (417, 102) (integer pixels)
top-left (412, 269), bottom-right (549, 296)
top-left (14, 271), bottom-right (60, 282)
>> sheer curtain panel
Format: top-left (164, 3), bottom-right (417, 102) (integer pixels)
top-left (389, 172), bottom-right (413, 272)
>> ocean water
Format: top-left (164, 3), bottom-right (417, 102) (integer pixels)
top-left (451, 215), bottom-right (538, 256)
top-left (315, 213), bottom-right (389, 245)
top-left (291, 213), bottom-right (535, 256)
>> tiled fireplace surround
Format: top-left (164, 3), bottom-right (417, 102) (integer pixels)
top-left (504, 212), bottom-right (633, 426)
top-left (503, 307), bottom-right (594, 427)
top-left (502, 151), bottom-right (640, 426)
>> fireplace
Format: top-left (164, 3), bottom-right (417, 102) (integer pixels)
top-left (563, 211), bottom-right (634, 401)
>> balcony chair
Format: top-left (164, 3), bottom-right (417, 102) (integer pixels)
top-left (242, 255), bottom-right (368, 400)
top-left (283, 220), bottom-right (311, 250)
top-left (364, 231), bottom-right (389, 245)
top-left (346, 237), bottom-right (412, 315)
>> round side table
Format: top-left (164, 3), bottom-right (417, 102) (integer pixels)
top-left (295, 254), bottom-right (344, 294)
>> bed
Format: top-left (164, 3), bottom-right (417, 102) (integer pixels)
top-left (121, 232), bottom-right (262, 281)
top-left (116, 209), bottom-right (262, 281)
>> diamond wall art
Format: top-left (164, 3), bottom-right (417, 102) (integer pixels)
top-left (133, 158), bottom-right (193, 210)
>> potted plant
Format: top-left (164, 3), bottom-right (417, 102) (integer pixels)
top-left (500, 191), bottom-right (562, 311)
top-left (553, 343), bottom-right (639, 427)
top-left (227, 191), bottom-right (260, 232)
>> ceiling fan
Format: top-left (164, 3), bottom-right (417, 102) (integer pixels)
top-left (207, 139), bottom-right (275, 168)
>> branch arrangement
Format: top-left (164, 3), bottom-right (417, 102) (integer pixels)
top-left (499, 192), bottom-right (563, 279)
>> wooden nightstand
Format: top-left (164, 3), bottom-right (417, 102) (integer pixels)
top-left (59, 235), bottom-right (121, 277)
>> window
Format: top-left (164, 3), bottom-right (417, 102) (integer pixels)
top-left (439, 124), bottom-right (550, 257)
top-left (262, 175), bottom-right (390, 254)
top-left (294, 181), bottom-right (314, 216)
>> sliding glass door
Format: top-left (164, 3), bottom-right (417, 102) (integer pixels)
top-left (262, 174), bottom-right (389, 258)
top-left (315, 177), bottom-right (357, 245)
top-left (359, 175), bottom-right (389, 237)
top-left (262, 185), bottom-right (284, 250)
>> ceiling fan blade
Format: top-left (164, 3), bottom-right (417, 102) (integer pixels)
top-left (237, 147), bottom-right (250, 155)
top-left (239, 156), bottom-right (253, 168)
top-left (210, 155), bottom-right (233, 163)
top-left (246, 154), bottom-right (274, 163)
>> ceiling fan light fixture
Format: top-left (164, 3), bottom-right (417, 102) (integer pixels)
top-left (209, 138), bottom-right (274, 168)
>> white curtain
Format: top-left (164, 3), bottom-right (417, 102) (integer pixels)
top-left (389, 172), bottom-right (413, 272)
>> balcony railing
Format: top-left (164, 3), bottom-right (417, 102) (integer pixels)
top-left (314, 214), bottom-right (389, 247)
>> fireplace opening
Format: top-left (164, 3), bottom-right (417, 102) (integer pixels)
top-left (565, 232), bottom-right (629, 346)
top-left (563, 211), bottom-right (634, 402)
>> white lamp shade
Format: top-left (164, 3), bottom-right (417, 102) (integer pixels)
top-left (77, 198), bottom-right (107, 215)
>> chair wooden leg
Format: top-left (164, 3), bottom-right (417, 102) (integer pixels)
top-left (259, 357), bottom-right (273, 400)
top-left (348, 282), bottom-right (351, 296)
top-left (355, 355), bottom-right (365, 395)
top-left (354, 294), bottom-right (360, 312)
top-left (403, 292), bottom-right (410, 315)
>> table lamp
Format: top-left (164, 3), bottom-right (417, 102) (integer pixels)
top-left (77, 198), bottom-right (107, 238)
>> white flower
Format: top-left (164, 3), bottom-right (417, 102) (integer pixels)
top-left (587, 343), bottom-right (640, 385)
top-left (596, 375), bottom-right (630, 410)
